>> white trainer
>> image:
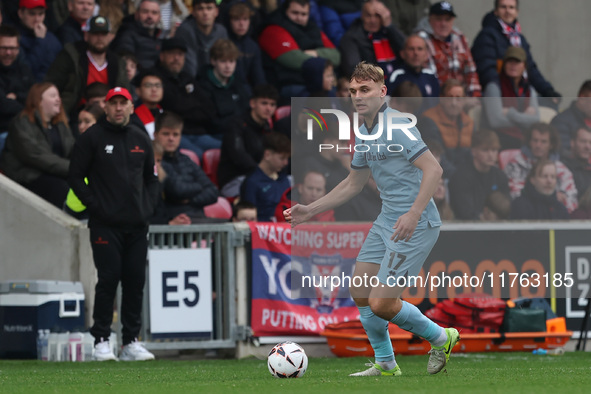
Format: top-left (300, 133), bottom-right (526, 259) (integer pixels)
top-left (349, 361), bottom-right (402, 376)
top-left (93, 339), bottom-right (117, 361)
top-left (427, 327), bottom-right (460, 374)
top-left (119, 340), bottom-right (155, 361)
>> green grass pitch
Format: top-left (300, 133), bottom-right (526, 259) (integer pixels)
top-left (1, 352), bottom-right (590, 393)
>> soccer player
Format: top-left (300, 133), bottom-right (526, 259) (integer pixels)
top-left (284, 62), bottom-right (459, 376)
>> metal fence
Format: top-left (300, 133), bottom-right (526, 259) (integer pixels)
top-left (139, 223), bottom-right (249, 351)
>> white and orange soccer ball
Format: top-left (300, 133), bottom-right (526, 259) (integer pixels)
top-left (267, 341), bottom-right (308, 378)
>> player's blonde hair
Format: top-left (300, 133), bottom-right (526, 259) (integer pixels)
top-left (350, 61), bottom-right (385, 85)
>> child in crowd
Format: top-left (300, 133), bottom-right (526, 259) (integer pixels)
top-left (132, 69), bottom-right (165, 139)
top-left (232, 200), bottom-right (258, 222)
top-left (336, 77), bottom-right (351, 98)
top-left (121, 53), bottom-right (139, 85)
top-left (302, 58), bottom-right (336, 97)
top-left (121, 53), bottom-right (139, 102)
top-left (241, 132), bottom-right (291, 222)
top-left (77, 102), bottom-right (104, 135)
top-left (199, 39), bottom-right (251, 136)
top-left (150, 140), bottom-right (192, 225)
top-left (84, 82), bottom-right (109, 109)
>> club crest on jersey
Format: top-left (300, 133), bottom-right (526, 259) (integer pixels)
top-left (105, 145), bottom-right (114, 154)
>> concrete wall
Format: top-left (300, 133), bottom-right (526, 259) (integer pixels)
top-left (0, 175), bottom-right (95, 327)
top-left (445, 0), bottom-right (591, 101)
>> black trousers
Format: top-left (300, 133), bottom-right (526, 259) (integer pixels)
top-left (89, 225), bottom-right (148, 346)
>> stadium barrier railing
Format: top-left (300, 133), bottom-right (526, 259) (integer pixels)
top-left (140, 223), bottom-right (251, 351)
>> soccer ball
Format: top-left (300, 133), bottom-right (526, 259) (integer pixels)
top-left (267, 341), bottom-right (308, 378)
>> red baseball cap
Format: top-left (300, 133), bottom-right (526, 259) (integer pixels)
top-left (105, 87), bottom-right (132, 102)
top-left (19, 0), bottom-right (47, 9)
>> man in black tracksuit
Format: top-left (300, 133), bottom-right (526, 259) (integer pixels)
top-left (68, 87), bottom-right (159, 362)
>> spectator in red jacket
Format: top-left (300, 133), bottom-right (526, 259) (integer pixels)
top-left (275, 168), bottom-right (335, 222)
top-left (296, 169), bottom-right (335, 221)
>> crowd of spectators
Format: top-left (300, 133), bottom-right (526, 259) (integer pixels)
top-left (0, 0), bottom-right (589, 224)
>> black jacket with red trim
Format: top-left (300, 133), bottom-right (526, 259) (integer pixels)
top-left (44, 41), bottom-right (129, 116)
top-left (339, 18), bottom-right (405, 78)
top-left (68, 116), bottom-right (160, 228)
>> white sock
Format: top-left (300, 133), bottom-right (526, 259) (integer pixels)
top-left (377, 359), bottom-right (397, 371)
top-left (432, 328), bottom-right (449, 347)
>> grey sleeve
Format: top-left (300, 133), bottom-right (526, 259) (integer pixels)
top-left (506, 88), bottom-right (540, 128)
top-left (483, 82), bottom-right (514, 129)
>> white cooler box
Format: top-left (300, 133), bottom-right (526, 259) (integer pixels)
top-left (0, 280), bottom-right (85, 359)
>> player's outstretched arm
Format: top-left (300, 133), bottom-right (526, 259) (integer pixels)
top-left (391, 151), bottom-right (442, 242)
top-left (284, 167), bottom-right (371, 226)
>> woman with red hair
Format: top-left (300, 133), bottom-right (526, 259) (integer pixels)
top-left (0, 82), bottom-right (75, 207)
